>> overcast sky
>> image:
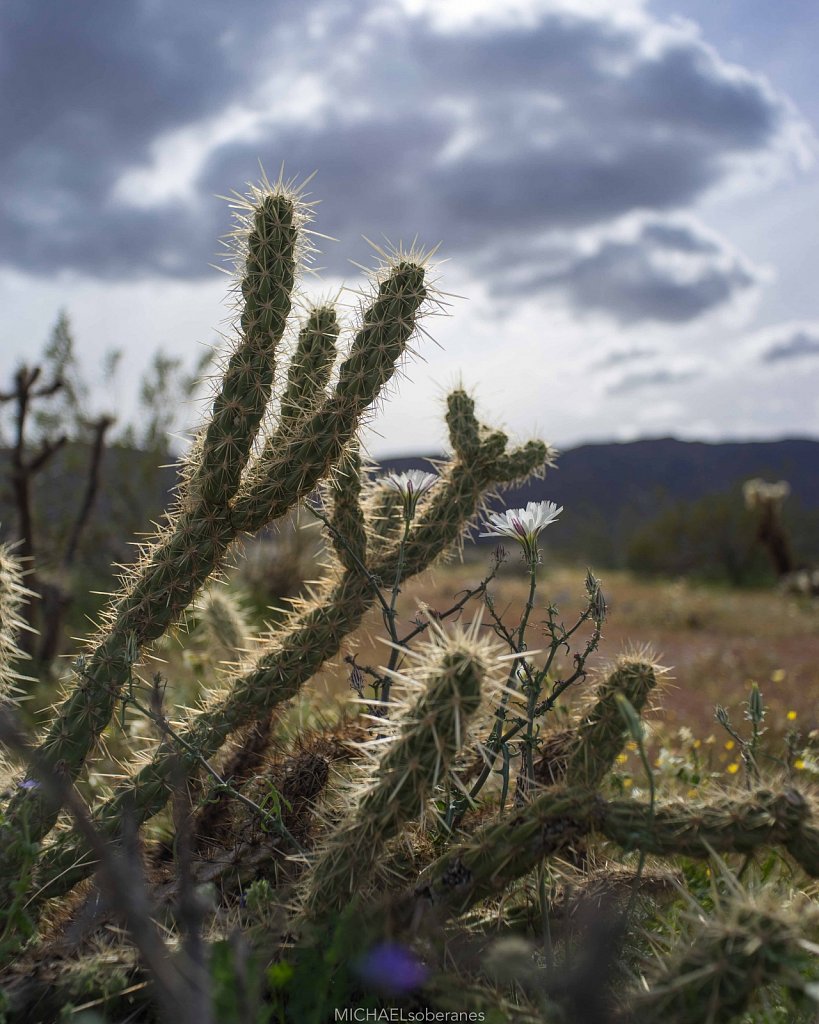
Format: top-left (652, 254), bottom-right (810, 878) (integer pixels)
top-left (2, 0), bottom-right (818, 455)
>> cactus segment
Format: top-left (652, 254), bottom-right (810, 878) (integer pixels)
top-left (278, 305), bottom-right (340, 430)
top-left (328, 444), bottom-right (367, 571)
top-left (191, 191), bottom-right (298, 507)
top-left (566, 659), bottom-right (659, 788)
top-left (628, 898), bottom-right (819, 1024)
top-left (299, 621), bottom-right (494, 921)
top-left (0, 543), bottom-right (33, 701)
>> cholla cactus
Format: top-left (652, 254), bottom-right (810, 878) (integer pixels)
top-left (33, 403), bottom-right (551, 902)
top-left (742, 478), bottom-right (791, 509)
top-left (566, 655), bottom-right (660, 787)
top-left (743, 476), bottom-right (794, 577)
top-left (299, 618), bottom-right (505, 923)
top-left (628, 896), bottom-right (819, 1024)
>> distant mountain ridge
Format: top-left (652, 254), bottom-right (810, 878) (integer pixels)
top-left (379, 437), bottom-right (819, 563)
top-left (3, 437), bottom-right (818, 569)
top-left (380, 436), bottom-right (819, 507)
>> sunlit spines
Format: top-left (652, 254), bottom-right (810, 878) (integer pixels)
top-left (565, 657), bottom-right (661, 788)
top-left (299, 619), bottom-right (499, 922)
top-left (0, 542), bottom-right (33, 702)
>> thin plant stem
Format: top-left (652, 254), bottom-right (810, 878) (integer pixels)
top-left (380, 516), bottom-right (412, 705)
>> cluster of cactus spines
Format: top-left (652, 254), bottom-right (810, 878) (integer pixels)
top-left (627, 897), bottom-right (819, 1024)
top-left (299, 619), bottom-right (500, 922)
top-left (565, 656), bottom-right (660, 788)
top-left (0, 542), bottom-right (32, 702)
top-left (193, 587), bottom-right (251, 660)
top-left (31, 396), bottom-right (551, 904)
top-left (0, 182), bottom-right (434, 879)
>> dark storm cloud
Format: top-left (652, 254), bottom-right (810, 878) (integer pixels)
top-left (760, 327), bottom-right (819, 362)
top-left (0, 0), bottom-right (801, 320)
top-left (481, 218), bottom-right (758, 322)
top-left (0, 0), bottom-right (318, 276)
top-left (607, 367), bottom-right (703, 394)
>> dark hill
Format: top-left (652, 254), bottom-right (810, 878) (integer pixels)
top-left (2, 437), bottom-right (818, 571)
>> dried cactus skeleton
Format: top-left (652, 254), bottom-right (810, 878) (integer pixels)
top-left (0, 178), bottom-right (816, 1023)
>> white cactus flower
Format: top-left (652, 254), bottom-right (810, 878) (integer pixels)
top-left (383, 469), bottom-right (438, 519)
top-left (480, 500), bottom-right (563, 561)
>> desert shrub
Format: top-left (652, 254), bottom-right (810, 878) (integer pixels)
top-left (626, 488), bottom-right (775, 586)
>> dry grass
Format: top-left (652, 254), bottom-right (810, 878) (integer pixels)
top-left (309, 554), bottom-right (819, 743)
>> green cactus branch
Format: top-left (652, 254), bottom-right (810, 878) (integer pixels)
top-left (278, 305), bottom-right (340, 430)
top-left (327, 443), bottom-right (367, 572)
top-left (566, 658), bottom-right (659, 788)
top-left (190, 190), bottom-right (298, 507)
top-left (603, 787), bottom-right (816, 871)
top-left (374, 656), bottom-right (812, 935)
top-left (381, 785), bottom-right (816, 935)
